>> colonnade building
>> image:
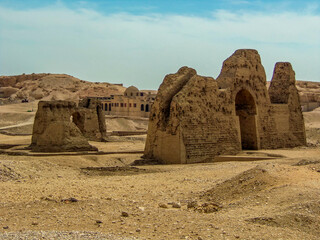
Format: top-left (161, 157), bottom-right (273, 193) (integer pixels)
top-left (86, 86), bottom-right (157, 118)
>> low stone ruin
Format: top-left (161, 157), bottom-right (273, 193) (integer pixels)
top-left (74, 98), bottom-right (107, 141)
top-left (30, 99), bottom-right (106, 152)
top-left (144, 49), bottom-right (306, 164)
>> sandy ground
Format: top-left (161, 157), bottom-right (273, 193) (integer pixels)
top-left (0, 102), bottom-right (319, 239)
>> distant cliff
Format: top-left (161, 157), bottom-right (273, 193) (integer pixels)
top-left (0, 73), bottom-right (126, 103)
top-left (265, 80), bottom-right (320, 112)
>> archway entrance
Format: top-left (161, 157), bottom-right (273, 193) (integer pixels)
top-left (72, 111), bottom-right (85, 133)
top-left (235, 89), bottom-right (258, 150)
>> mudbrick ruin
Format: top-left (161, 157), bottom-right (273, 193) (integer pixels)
top-left (30, 99), bottom-right (106, 152)
top-left (144, 49), bottom-right (306, 164)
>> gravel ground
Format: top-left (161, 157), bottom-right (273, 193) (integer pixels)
top-left (0, 231), bottom-right (138, 240)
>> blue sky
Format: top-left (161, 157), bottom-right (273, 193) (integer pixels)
top-left (0, 0), bottom-right (319, 89)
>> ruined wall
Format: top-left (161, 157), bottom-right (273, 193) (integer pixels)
top-left (216, 50), bottom-right (306, 150)
top-left (145, 49), bottom-right (306, 164)
top-left (216, 49), bottom-right (273, 150)
top-left (171, 75), bottom-right (241, 163)
top-left (77, 98), bottom-right (107, 141)
top-left (144, 67), bottom-right (197, 163)
top-left (268, 63), bottom-right (306, 147)
top-left (30, 101), bottom-right (97, 152)
top-left (145, 67), bottom-right (241, 164)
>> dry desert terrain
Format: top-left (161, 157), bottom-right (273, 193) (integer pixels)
top-left (0, 102), bottom-right (319, 240)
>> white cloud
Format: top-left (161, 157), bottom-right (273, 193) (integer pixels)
top-left (0, 4), bottom-right (319, 89)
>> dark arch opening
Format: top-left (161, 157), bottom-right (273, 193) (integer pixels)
top-left (72, 111), bottom-right (85, 133)
top-left (235, 89), bottom-right (258, 150)
top-left (141, 104), bottom-right (144, 111)
top-left (145, 104), bottom-right (149, 112)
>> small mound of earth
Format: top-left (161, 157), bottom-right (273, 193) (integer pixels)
top-left (81, 166), bottom-right (162, 176)
top-left (290, 201), bottom-right (320, 215)
top-left (294, 159), bottom-right (320, 166)
top-left (202, 167), bottom-right (278, 204)
top-left (187, 201), bottom-right (222, 213)
top-left (247, 212), bottom-right (320, 237)
top-left (0, 164), bottom-right (21, 182)
top-left (293, 159), bottom-right (320, 172)
top-left (131, 158), bottom-right (160, 166)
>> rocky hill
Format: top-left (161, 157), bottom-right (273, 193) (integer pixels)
top-left (265, 80), bottom-right (320, 111)
top-left (296, 81), bottom-right (320, 99)
top-left (0, 73), bottom-right (126, 103)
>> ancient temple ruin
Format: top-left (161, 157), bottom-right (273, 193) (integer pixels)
top-left (144, 49), bottom-right (306, 164)
top-left (75, 98), bottom-right (107, 141)
top-left (30, 99), bottom-right (106, 152)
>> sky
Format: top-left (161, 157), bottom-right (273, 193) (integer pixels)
top-left (0, 0), bottom-right (319, 89)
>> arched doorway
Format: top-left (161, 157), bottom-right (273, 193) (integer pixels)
top-left (235, 89), bottom-right (258, 150)
top-left (72, 111), bottom-right (85, 133)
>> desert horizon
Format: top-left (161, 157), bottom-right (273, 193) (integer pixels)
top-left (1, 0), bottom-right (320, 239)
top-left (0, 51), bottom-right (319, 239)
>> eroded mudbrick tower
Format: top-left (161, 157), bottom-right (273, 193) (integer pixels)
top-left (30, 99), bottom-right (107, 152)
top-left (144, 49), bottom-right (306, 164)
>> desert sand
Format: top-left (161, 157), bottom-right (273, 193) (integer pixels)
top-left (0, 102), bottom-right (319, 239)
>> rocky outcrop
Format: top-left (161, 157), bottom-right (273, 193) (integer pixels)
top-left (0, 73), bottom-right (49, 87)
top-left (145, 49), bottom-right (306, 164)
top-left (0, 73), bottom-right (126, 102)
top-left (296, 81), bottom-right (320, 112)
top-left (0, 87), bottom-right (18, 98)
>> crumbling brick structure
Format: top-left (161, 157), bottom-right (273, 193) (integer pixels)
top-left (74, 98), bottom-right (107, 141)
top-left (30, 99), bottom-right (107, 152)
top-left (144, 49), bottom-right (306, 164)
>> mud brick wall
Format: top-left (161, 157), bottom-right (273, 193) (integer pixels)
top-left (145, 49), bottom-right (306, 164)
top-left (182, 117), bottom-right (240, 163)
top-left (77, 98), bottom-right (107, 141)
top-left (269, 62), bottom-right (306, 147)
top-left (30, 101), bottom-right (97, 152)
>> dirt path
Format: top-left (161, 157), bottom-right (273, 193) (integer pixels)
top-left (0, 117), bottom-right (34, 130)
